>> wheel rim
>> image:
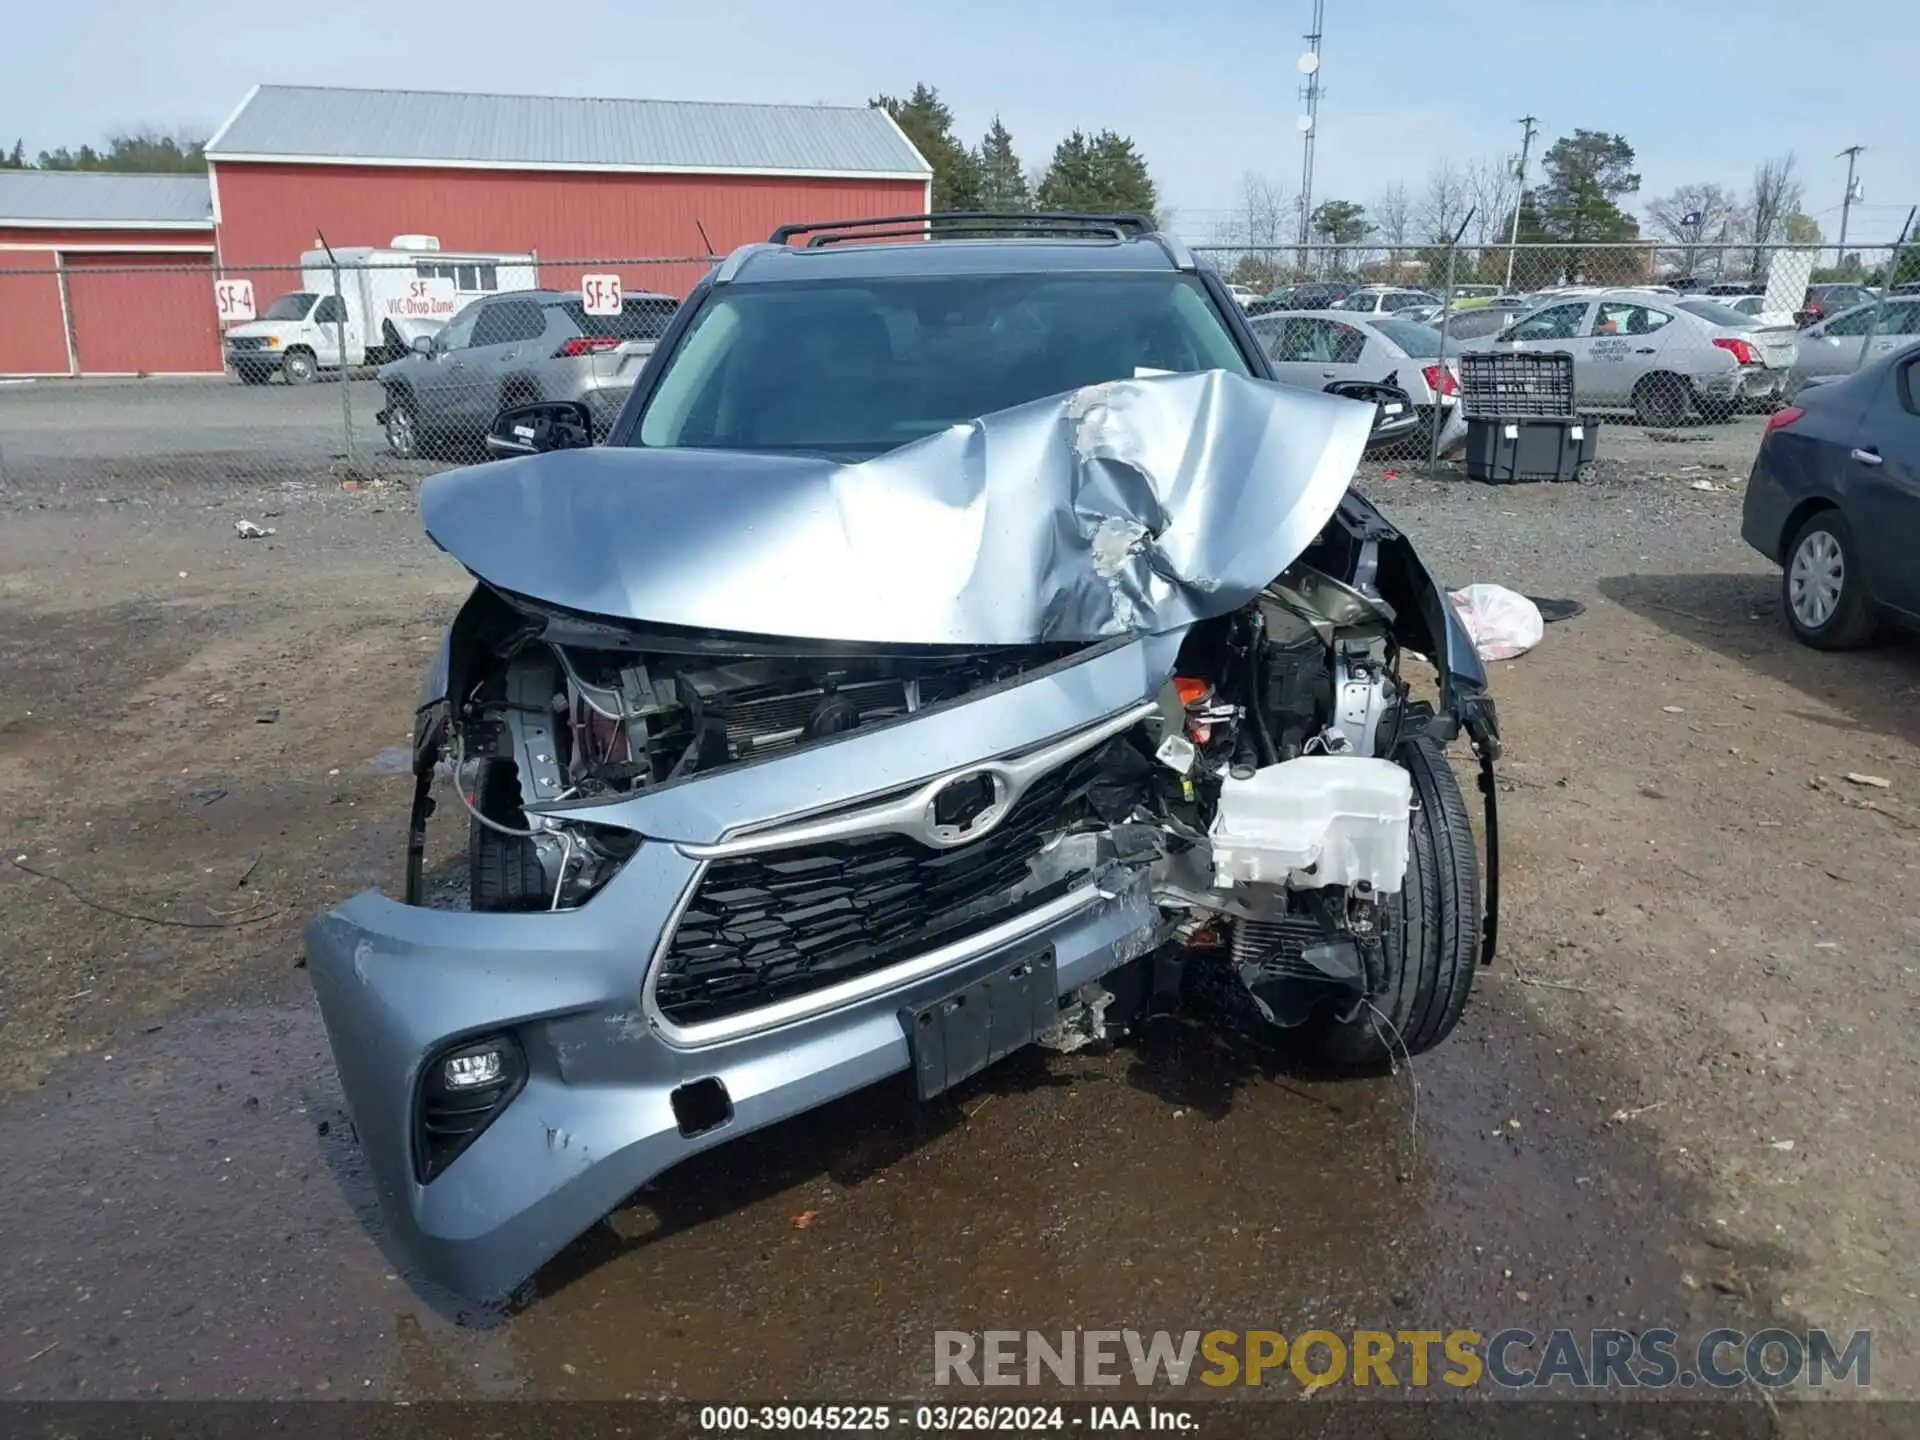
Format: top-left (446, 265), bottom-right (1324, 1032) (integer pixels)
top-left (387, 405), bottom-right (416, 457)
top-left (287, 355), bottom-right (312, 382)
top-left (1789, 529), bottom-right (1845, 629)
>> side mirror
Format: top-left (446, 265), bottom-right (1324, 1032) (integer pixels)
top-left (410, 333), bottom-right (437, 357)
top-left (486, 400), bottom-right (595, 458)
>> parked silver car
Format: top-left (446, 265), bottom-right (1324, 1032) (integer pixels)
top-left (1789, 299), bottom-right (1920, 391)
top-left (304, 222), bottom-right (1500, 1301)
top-left (1247, 310), bottom-right (1467, 449)
top-left (375, 288), bottom-right (677, 459)
top-left (1459, 289), bottom-right (1794, 425)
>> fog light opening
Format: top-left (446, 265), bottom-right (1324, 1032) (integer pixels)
top-left (671, 1077), bottom-right (733, 1138)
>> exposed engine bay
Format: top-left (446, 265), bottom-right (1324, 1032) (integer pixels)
top-left (414, 497), bottom-right (1497, 1039)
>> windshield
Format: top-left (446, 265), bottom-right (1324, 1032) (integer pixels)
top-left (1369, 319), bottom-right (1444, 356)
top-left (1678, 298), bottom-right (1756, 327)
top-left (261, 292), bottom-right (318, 321)
top-left (634, 273), bottom-right (1251, 456)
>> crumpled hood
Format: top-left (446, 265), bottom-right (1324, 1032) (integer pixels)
top-left (420, 369), bottom-right (1372, 646)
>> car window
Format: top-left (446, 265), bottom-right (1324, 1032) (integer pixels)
top-left (1369, 319), bottom-right (1442, 357)
top-left (1249, 317), bottom-right (1288, 363)
top-left (1330, 294), bottom-right (1375, 312)
top-left (1877, 302), bottom-right (1920, 336)
top-left (561, 296), bottom-right (679, 341)
top-left (1903, 358), bottom-right (1920, 412)
top-left (1510, 303), bottom-right (1589, 342)
top-left (1589, 303), bottom-right (1671, 337)
top-left (472, 299), bottom-right (545, 347)
top-left (435, 300), bottom-right (484, 351)
top-left (261, 292), bottom-right (318, 321)
top-left (1824, 306), bottom-right (1875, 337)
top-left (635, 272), bottom-right (1251, 456)
top-left (1676, 299), bottom-right (1752, 327)
top-left (313, 294), bottom-right (346, 325)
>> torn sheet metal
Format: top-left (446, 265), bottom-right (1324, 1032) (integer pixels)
top-left (420, 370), bottom-right (1373, 647)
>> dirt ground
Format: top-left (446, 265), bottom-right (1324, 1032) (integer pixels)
top-left (2, 398), bottom-right (1917, 1426)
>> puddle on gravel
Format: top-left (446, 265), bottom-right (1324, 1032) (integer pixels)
top-left (0, 984), bottom-right (1764, 1401)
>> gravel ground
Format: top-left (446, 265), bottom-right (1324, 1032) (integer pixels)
top-left (1, 392), bottom-right (1915, 1425)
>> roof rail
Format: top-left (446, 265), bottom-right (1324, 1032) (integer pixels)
top-left (767, 211), bottom-right (1158, 246)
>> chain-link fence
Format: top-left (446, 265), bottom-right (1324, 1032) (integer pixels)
top-left (0, 254), bottom-right (713, 489)
top-left (1, 241), bottom-right (1914, 492)
top-left (1194, 241), bottom-right (1915, 469)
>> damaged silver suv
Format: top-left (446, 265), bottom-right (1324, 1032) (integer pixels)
top-left (304, 213), bottom-right (1502, 1301)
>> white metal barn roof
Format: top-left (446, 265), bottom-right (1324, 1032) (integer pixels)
top-left (206, 85), bottom-right (932, 181)
top-left (0, 172), bottom-right (214, 228)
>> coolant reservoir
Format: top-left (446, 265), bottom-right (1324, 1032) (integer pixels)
top-left (1208, 757), bottom-right (1412, 893)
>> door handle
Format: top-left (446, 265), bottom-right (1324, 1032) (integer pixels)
top-left (1320, 369), bottom-right (1338, 378)
top-left (500, 351), bottom-right (516, 360)
top-left (1852, 448), bottom-right (1883, 467)
top-left (449, 360), bottom-right (466, 370)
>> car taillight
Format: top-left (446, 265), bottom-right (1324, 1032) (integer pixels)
top-left (555, 335), bottom-right (621, 358)
top-left (1764, 406), bottom-right (1804, 433)
top-left (1713, 337), bottom-right (1758, 366)
top-left (1421, 363), bottom-right (1459, 396)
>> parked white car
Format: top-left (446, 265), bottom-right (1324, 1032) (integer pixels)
top-left (224, 236), bottom-right (538, 384)
top-left (1246, 310), bottom-right (1467, 450)
top-left (1226, 283), bottom-right (1263, 307)
top-left (1712, 293), bottom-right (1800, 329)
top-left (1329, 286), bottom-right (1443, 317)
top-left (1458, 289), bottom-right (1796, 425)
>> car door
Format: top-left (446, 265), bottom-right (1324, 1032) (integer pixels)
top-left (1492, 300), bottom-right (1592, 394)
top-left (310, 292), bottom-right (357, 369)
top-left (411, 298), bottom-right (485, 426)
top-left (1268, 316), bottom-right (1368, 390)
top-left (453, 298), bottom-right (534, 428)
top-left (473, 297), bottom-right (550, 415)
top-left (1585, 300), bottom-right (1674, 403)
top-left (1801, 307), bottom-right (1875, 381)
top-left (1865, 301), bottom-right (1920, 367)
top-left (1848, 352), bottom-right (1920, 615)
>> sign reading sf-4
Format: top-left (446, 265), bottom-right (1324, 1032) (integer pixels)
top-left (581, 274), bottom-right (623, 316)
top-left (214, 279), bottom-right (256, 324)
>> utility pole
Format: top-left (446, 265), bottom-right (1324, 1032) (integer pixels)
top-left (1502, 114), bottom-right (1540, 293)
top-left (1294, 0), bottom-right (1326, 274)
top-left (1836, 145), bottom-right (1864, 261)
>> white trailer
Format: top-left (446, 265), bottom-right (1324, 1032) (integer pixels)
top-left (223, 235), bottom-right (538, 384)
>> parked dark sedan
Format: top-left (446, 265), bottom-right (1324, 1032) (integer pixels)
top-left (1741, 341), bottom-right (1920, 647)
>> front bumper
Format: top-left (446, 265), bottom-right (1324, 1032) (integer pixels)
top-left (306, 630), bottom-right (1185, 1301)
top-left (306, 861), bottom-right (1158, 1301)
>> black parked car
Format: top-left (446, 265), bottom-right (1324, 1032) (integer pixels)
top-left (1741, 340), bottom-right (1920, 647)
top-left (1796, 283), bottom-right (1879, 329)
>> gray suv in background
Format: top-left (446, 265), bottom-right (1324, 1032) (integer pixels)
top-left (375, 288), bottom-right (677, 460)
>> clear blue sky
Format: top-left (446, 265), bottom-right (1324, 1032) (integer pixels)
top-left (6, 0), bottom-right (1913, 248)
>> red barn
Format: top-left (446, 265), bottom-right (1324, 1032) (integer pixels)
top-left (0, 84), bottom-right (930, 376)
top-left (205, 84), bottom-right (932, 297)
top-left (0, 172), bottom-right (219, 376)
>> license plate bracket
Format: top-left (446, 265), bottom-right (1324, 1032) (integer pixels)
top-left (902, 951), bottom-right (1058, 1101)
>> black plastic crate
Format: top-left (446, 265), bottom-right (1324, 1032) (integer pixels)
top-left (1456, 350), bottom-right (1576, 420)
top-left (1464, 415), bottom-right (1599, 484)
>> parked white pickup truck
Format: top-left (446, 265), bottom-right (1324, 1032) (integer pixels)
top-left (224, 236), bottom-right (538, 384)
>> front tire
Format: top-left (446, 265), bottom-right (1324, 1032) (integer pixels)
top-left (281, 348), bottom-right (317, 385)
top-left (1296, 735), bottom-right (1481, 1072)
top-left (384, 389), bottom-right (419, 459)
top-left (1783, 509), bottom-right (1876, 649)
top-left (468, 759), bottom-right (549, 912)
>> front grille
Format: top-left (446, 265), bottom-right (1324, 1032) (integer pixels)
top-left (653, 744), bottom-right (1115, 1026)
top-left (226, 336), bottom-right (267, 352)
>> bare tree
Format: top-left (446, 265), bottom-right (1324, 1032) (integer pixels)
top-left (1746, 153), bottom-right (1803, 282)
top-left (1464, 155), bottom-right (1518, 248)
top-left (1212, 171), bottom-right (1293, 288)
top-left (1373, 182), bottom-right (1413, 264)
top-left (1646, 181), bottom-right (1737, 278)
top-left (1417, 159), bottom-right (1471, 243)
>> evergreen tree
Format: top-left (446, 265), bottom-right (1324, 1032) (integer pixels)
top-left (870, 85), bottom-right (981, 211)
top-left (977, 117), bottom-right (1029, 211)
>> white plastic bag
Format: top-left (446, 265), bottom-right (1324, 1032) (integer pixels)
top-left (1447, 584), bottom-right (1545, 661)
